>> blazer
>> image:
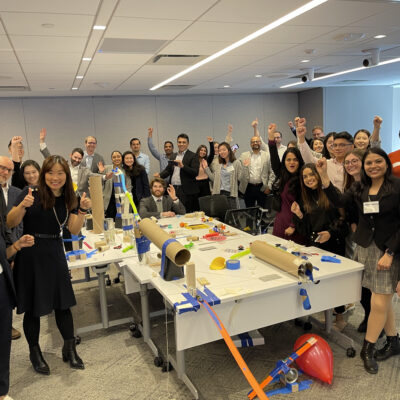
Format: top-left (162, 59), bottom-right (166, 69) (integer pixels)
top-left (81, 152), bottom-right (105, 173)
top-left (7, 185), bottom-right (23, 243)
top-left (205, 159), bottom-right (243, 198)
top-left (324, 178), bottom-right (400, 254)
top-left (0, 232), bottom-right (16, 306)
top-left (139, 195), bottom-right (186, 218)
top-left (41, 145), bottom-right (103, 197)
top-left (160, 150), bottom-right (199, 195)
top-left (103, 165), bottom-right (132, 211)
top-left (238, 150), bottom-right (275, 194)
top-left (125, 168), bottom-right (151, 203)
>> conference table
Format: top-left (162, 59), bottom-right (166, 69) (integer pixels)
top-left (122, 216), bottom-right (364, 399)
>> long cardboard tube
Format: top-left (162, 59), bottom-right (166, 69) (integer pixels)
top-left (138, 218), bottom-right (190, 266)
top-left (89, 176), bottom-right (104, 234)
top-left (250, 240), bottom-right (308, 278)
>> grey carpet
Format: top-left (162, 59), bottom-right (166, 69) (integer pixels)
top-left (8, 266), bottom-right (400, 400)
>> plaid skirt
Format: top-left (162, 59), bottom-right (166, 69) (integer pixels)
top-left (354, 241), bottom-right (400, 294)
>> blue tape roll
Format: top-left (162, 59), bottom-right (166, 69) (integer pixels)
top-left (122, 224), bottom-right (133, 231)
top-left (226, 259), bottom-right (240, 270)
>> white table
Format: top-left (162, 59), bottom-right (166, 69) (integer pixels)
top-left (123, 218), bottom-right (364, 399)
top-left (68, 229), bottom-right (138, 335)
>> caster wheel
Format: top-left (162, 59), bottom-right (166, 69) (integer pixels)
top-left (154, 356), bottom-right (163, 367)
top-left (75, 336), bottom-right (81, 345)
top-left (131, 329), bottom-right (142, 338)
top-left (303, 322), bottom-right (312, 331)
top-left (346, 347), bottom-right (356, 358)
top-left (106, 279), bottom-right (111, 286)
top-left (113, 277), bottom-right (120, 284)
top-left (161, 362), bottom-right (173, 373)
top-left (294, 318), bottom-right (303, 327)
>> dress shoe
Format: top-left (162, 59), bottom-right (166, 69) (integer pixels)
top-left (11, 327), bottom-right (21, 340)
top-left (29, 345), bottom-right (50, 375)
top-left (376, 334), bottom-right (400, 361)
top-left (62, 338), bottom-right (84, 369)
top-left (360, 339), bottom-right (378, 374)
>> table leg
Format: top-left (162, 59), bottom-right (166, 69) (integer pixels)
top-left (94, 265), bottom-right (109, 328)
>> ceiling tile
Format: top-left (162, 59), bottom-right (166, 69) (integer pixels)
top-left (0, 50), bottom-right (19, 63)
top-left (18, 51), bottom-right (82, 64)
top-left (115, 0), bottom-right (218, 20)
top-left (10, 35), bottom-right (87, 52)
top-left (106, 17), bottom-right (192, 40)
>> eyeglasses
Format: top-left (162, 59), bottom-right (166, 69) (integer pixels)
top-left (344, 159), bottom-right (361, 166)
top-left (332, 143), bottom-right (352, 149)
top-left (0, 165), bottom-right (13, 174)
top-left (251, 141), bottom-right (261, 144)
top-left (87, 142), bottom-right (97, 145)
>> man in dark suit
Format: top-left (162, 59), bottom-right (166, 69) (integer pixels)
top-left (0, 155), bottom-right (34, 400)
top-left (139, 178), bottom-right (185, 219)
top-left (157, 134), bottom-right (199, 212)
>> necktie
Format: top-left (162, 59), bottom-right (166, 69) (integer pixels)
top-left (0, 186), bottom-right (7, 238)
top-left (155, 198), bottom-right (163, 214)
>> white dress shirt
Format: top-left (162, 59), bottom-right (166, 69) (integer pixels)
top-left (249, 152), bottom-right (262, 184)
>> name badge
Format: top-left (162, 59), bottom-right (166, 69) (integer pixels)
top-left (226, 165), bottom-right (234, 172)
top-left (363, 201), bottom-right (379, 214)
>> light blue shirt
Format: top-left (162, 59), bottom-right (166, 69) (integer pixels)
top-left (83, 151), bottom-right (94, 169)
top-left (147, 137), bottom-right (170, 171)
top-left (135, 152), bottom-right (150, 174)
top-left (220, 162), bottom-right (232, 192)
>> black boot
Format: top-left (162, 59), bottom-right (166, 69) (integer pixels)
top-left (357, 319), bottom-right (368, 333)
top-left (375, 334), bottom-right (400, 361)
top-left (62, 338), bottom-right (84, 369)
top-left (360, 339), bottom-right (378, 374)
top-left (29, 345), bottom-right (50, 375)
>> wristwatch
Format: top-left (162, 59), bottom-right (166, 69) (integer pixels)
top-left (385, 249), bottom-right (395, 257)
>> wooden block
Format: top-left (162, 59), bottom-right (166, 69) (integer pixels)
top-left (94, 240), bottom-right (107, 249)
top-left (186, 262), bottom-right (196, 290)
top-left (197, 277), bottom-right (210, 286)
top-left (79, 253), bottom-right (87, 260)
top-left (68, 255), bottom-right (76, 262)
top-left (98, 245), bottom-right (110, 252)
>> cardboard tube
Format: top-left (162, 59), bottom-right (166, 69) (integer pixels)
top-left (138, 218), bottom-right (190, 266)
top-left (89, 176), bottom-right (104, 234)
top-left (250, 240), bottom-right (306, 278)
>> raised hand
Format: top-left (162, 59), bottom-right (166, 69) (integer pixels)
top-left (294, 117), bottom-right (300, 127)
top-left (268, 123), bottom-right (277, 141)
top-left (148, 127), bottom-right (153, 137)
top-left (167, 184), bottom-right (177, 200)
top-left (243, 158), bottom-right (251, 167)
top-left (290, 201), bottom-right (303, 218)
top-left (80, 192), bottom-right (92, 211)
top-left (201, 159), bottom-right (208, 169)
top-left (206, 136), bottom-right (213, 143)
top-left (251, 118), bottom-right (258, 128)
top-left (288, 121), bottom-right (294, 129)
top-left (227, 124), bottom-right (233, 134)
top-left (39, 128), bottom-right (47, 143)
top-left (21, 187), bottom-right (34, 208)
top-left (18, 234), bottom-right (35, 248)
top-left (373, 115), bottom-right (382, 128)
top-left (296, 125), bottom-right (307, 143)
top-left (97, 161), bottom-right (105, 173)
top-left (297, 117), bottom-right (306, 127)
top-left (315, 157), bottom-right (328, 175)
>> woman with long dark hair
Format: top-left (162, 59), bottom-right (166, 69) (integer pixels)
top-left (203, 142), bottom-right (242, 209)
top-left (19, 160), bottom-right (40, 188)
top-left (267, 123), bottom-right (305, 244)
top-left (122, 151), bottom-right (150, 206)
top-left (317, 148), bottom-right (400, 374)
top-left (195, 137), bottom-right (215, 199)
top-left (7, 155), bottom-right (91, 375)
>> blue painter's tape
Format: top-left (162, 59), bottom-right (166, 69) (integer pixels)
top-left (321, 255), bottom-right (341, 263)
top-left (136, 235), bottom-right (151, 255)
top-left (122, 224), bottom-right (133, 231)
top-left (226, 259), bottom-right (240, 270)
top-left (238, 332), bottom-right (254, 347)
top-left (300, 288), bottom-right (311, 310)
top-left (113, 182), bottom-right (123, 187)
top-left (160, 238), bottom-right (178, 279)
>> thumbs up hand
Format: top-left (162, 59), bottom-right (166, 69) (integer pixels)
top-left (79, 192), bottom-right (92, 211)
top-left (21, 187), bottom-right (35, 208)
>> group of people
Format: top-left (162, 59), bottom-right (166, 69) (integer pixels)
top-left (1, 116), bottom-right (400, 399)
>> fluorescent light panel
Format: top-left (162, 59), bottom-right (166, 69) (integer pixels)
top-left (150, 0), bottom-right (328, 91)
top-left (280, 56), bottom-right (400, 88)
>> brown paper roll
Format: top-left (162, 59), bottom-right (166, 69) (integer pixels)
top-left (250, 240), bottom-right (308, 278)
top-left (89, 176), bottom-right (105, 234)
top-left (138, 218), bottom-right (190, 266)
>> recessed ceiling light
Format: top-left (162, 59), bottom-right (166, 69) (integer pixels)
top-left (223, 85), bottom-right (231, 88)
top-left (255, 74), bottom-right (262, 78)
top-left (301, 59), bottom-right (310, 63)
top-left (374, 34), bottom-right (386, 39)
top-left (82, 57), bottom-right (92, 61)
top-left (71, 87), bottom-right (78, 90)
top-left (150, 0), bottom-right (328, 90)
top-left (76, 76), bottom-right (84, 79)
top-left (93, 25), bottom-right (106, 30)
top-left (41, 23), bottom-right (55, 28)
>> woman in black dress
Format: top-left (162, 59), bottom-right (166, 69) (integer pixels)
top-left (7, 155), bottom-right (91, 375)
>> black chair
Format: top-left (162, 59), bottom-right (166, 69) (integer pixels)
top-left (224, 206), bottom-right (264, 235)
top-left (198, 194), bottom-right (230, 221)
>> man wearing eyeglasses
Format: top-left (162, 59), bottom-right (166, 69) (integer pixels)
top-left (81, 136), bottom-right (105, 173)
top-left (297, 123), bottom-right (354, 192)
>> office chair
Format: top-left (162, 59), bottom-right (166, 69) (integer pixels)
top-left (198, 194), bottom-right (229, 221)
top-left (224, 206), bottom-right (264, 235)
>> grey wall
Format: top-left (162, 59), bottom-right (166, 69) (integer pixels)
top-left (0, 93), bottom-right (298, 176)
top-left (298, 88), bottom-right (324, 137)
top-left (324, 86), bottom-right (395, 152)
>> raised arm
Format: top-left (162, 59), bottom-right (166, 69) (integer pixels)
top-left (225, 124), bottom-right (233, 144)
top-left (147, 127), bottom-right (161, 161)
top-left (267, 123), bottom-right (281, 177)
top-left (296, 120), bottom-right (317, 164)
top-left (39, 128), bottom-right (51, 158)
top-left (370, 115), bottom-right (382, 148)
top-left (206, 136), bottom-right (215, 165)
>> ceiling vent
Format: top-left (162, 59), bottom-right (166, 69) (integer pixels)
top-left (0, 86), bottom-right (30, 91)
top-left (160, 85), bottom-right (195, 90)
top-left (335, 79), bottom-right (369, 84)
top-left (149, 54), bottom-right (207, 66)
top-left (99, 38), bottom-right (167, 54)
